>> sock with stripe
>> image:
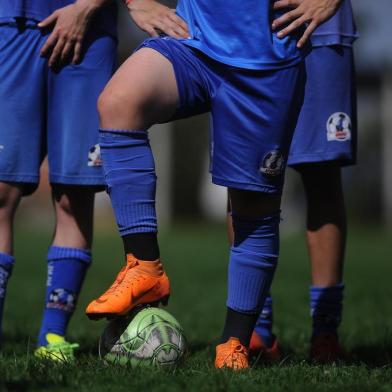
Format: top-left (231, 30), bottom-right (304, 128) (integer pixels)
top-left (37, 246), bottom-right (91, 346)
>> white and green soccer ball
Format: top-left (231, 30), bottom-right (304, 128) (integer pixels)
top-left (99, 307), bottom-right (187, 368)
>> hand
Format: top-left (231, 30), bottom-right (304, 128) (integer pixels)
top-left (38, 1), bottom-right (98, 67)
top-left (272, 0), bottom-right (343, 48)
top-left (127, 0), bottom-right (189, 39)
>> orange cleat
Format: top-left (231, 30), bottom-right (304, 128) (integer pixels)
top-left (249, 331), bottom-right (281, 362)
top-left (310, 332), bottom-right (345, 363)
top-left (215, 337), bottom-right (249, 370)
top-left (86, 254), bottom-right (170, 320)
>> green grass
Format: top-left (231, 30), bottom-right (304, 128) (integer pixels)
top-left (1, 224), bottom-right (392, 391)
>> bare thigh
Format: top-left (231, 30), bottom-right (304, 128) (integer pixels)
top-left (98, 48), bottom-right (180, 130)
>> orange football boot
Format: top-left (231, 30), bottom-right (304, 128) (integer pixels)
top-left (249, 331), bottom-right (281, 362)
top-left (310, 332), bottom-right (345, 363)
top-left (215, 337), bottom-right (249, 370)
top-left (86, 254), bottom-right (170, 320)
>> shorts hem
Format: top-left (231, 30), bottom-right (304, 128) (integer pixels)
top-left (49, 174), bottom-right (106, 187)
top-left (0, 173), bottom-right (39, 184)
top-left (212, 175), bottom-right (281, 194)
top-left (288, 153), bottom-right (356, 167)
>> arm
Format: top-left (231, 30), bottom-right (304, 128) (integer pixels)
top-left (39, 0), bottom-right (111, 67)
top-left (125, 0), bottom-right (189, 39)
top-left (272, 0), bottom-right (343, 48)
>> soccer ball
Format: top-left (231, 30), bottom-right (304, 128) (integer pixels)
top-left (99, 307), bottom-right (187, 368)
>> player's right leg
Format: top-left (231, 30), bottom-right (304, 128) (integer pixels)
top-left (0, 19), bottom-right (46, 344)
top-left (86, 43), bottom-right (184, 320)
top-left (0, 183), bottom-right (23, 343)
top-left (226, 200), bottom-right (280, 361)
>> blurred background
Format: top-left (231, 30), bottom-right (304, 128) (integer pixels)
top-left (17, 0), bottom-right (392, 237)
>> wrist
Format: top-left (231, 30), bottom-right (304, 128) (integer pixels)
top-left (76, 0), bottom-right (107, 15)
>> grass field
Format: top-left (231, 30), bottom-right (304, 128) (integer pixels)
top-left (1, 224), bottom-right (391, 391)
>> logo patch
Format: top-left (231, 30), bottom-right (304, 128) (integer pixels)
top-left (47, 288), bottom-right (76, 313)
top-left (88, 144), bottom-right (102, 167)
top-left (327, 112), bottom-right (352, 142)
top-left (260, 150), bottom-right (284, 177)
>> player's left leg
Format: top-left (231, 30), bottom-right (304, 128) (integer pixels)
top-left (226, 202), bottom-right (280, 361)
top-left (299, 162), bottom-right (347, 362)
top-left (216, 190), bottom-right (281, 370)
top-left (35, 30), bottom-right (117, 361)
top-left (213, 62), bottom-right (305, 370)
top-left (35, 185), bottom-right (94, 361)
top-left (288, 45), bottom-right (357, 362)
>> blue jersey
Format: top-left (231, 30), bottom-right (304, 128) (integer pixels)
top-left (176, 0), bottom-right (304, 71)
top-left (0, 0), bottom-right (117, 37)
top-left (312, 0), bottom-right (357, 47)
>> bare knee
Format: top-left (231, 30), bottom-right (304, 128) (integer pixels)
top-left (0, 183), bottom-right (23, 217)
top-left (52, 185), bottom-right (94, 217)
top-left (229, 188), bottom-right (281, 218)
top-left (52, 185), bottom-right (95, 249)
top-left (298, 162), bottom-right (342, 199)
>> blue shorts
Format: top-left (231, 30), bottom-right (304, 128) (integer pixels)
top-left (140, 38), bottom-right (305, 194)
top-left (0, 21), bottom-right (116, 194)
top-left (288, 45), bottom-right (357, 167)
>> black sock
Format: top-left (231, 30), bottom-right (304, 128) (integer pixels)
top-left (122, 233), bottom-right (160, 261)
top-left (220, 307), bottom-right (258, 347)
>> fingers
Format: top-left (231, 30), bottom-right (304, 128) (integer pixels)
top-left (168, 11), bottom-right (189, 37)
top-left (276, 14), bottom-right (309, 38)
top-left (147, 16), bottom-right (189, 39)
top-left (272, 8), bottom-right (302, 31)
top-left (37, 12), bottom-right (58, 29)
top-left (48, 36), bottom-right (66, 67)
top-left (273, 0), bottom-right (300, 10)
top-left (144, 26), bottom-right (159, 37)
top-left (72, 41), bottom-right (82, 64)
top-left (40, 32), bottom-right (58, 58)
top-left (297, 20), bottom-right (317, 48)
top-left (61, 40), bottom-right (74, 63)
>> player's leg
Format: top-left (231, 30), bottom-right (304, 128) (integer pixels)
top-left (36, 185), bottom-right (94, 359)
top-left (0, 183), bottom-right (23, 342)
top-left (216, 190), bottom-right (281, 370)
top-left (35, 32), bottom-right (117, 361)
top-left (287, 45), bottom-right (356, 362)
top-left (0, 20), bottom-right (46, 344)
top-left (300, 162), bottom-right (347, 361)
top-left (213, 63), bottom-right (305, 370)
top-left (226, 198), bottom-right (279, 360)
top-left (86, 38), bottom-right (204, 319)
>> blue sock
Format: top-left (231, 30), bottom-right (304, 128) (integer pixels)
top-left (310, 283), bottom-right (344, 338)
top-left (38, 246), bottom-right (91, 346)
top-left (254, 293), bottom-right (274, 347)
top-left (227, 214), bottom-right (280, 315)
top-left (99, 129), bottom-right (157, 236)
top-left (0, 253), bottom-right (14, 342)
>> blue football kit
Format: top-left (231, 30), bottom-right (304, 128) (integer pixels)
top-left (0, 0), bottom-right (117, 193)
top-left (288, 0), bottom-right (358, 167)
top-left (98, 0), bottom-right (306, 329)
top-left (136, 0), bottom-right (307, 195)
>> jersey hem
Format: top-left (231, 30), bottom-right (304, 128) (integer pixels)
top-left (180, 39), bottom-right (305, 71)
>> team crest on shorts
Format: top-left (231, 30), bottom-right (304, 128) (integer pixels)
top-left (260, 150), bottom-right (284, 177)
top-left (327, 112), bottom-right (352, 142)
top-left (88, 144), bottom-right (102, 167)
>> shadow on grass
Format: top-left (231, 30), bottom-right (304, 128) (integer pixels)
top-left (347, 343), bottom-right (392, 367)
top-left (250, 342), bottom-right (392, 369)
